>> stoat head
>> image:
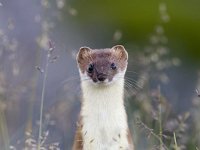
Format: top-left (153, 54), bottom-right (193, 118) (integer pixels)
top-left (76, 45), bottom-right (128, 86)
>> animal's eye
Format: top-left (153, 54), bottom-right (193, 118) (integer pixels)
top-left (111, 63), bottom-right (117, 70)
top-left (87, 64), bottom-right (94, 73)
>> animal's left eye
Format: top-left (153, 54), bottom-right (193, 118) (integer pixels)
top-left (111, 63), bottom-right (117, 70)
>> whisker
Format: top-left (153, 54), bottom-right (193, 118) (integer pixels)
top-left (123, 88), bottom-right (133, 98)
top-left (126, 70), bottom-right (140, 74)
top-left (124, 81), bottom-right (140, 92)
top-left (126, 71), bottom-right (146, 80)
top-left (123, 82), bottom-right (138, 97)
top-left (61, 76), bottom-right (91, 85)
top-left (124, 77), bottom-right (143, 89)
top-left (114, 76), bottom-right (143, 97)
top-left (80, 79), bottom-right (91, 82)
top-left (61, 76), bottom-right (80, 85)
top-left (124, 80), bottom-right (140, 91)
top-left (125, 80), bottom-right (141, 90)
top-left (115, 76), bottom-right (143, 90)
top-left (126, 75), bottom-right (146, 81)
top-left (124, 75), bottom-right (144, 89)
top-left (56, 76), bottom-right (80, 92)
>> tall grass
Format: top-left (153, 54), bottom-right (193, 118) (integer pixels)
top-left (37, 42), bottom-right (52, 150)
top-left (36, 41), bottom-right (59, 150)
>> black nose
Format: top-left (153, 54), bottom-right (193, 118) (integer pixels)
top-left (98, 77), bottom-right (106, 82)
top-left (97, 74), bottom-right (106, 82)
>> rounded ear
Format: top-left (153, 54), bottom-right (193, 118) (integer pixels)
top-left (111, 45), bottom-right (128, 61)
top-left (76, 47), bottom-right (91, 64)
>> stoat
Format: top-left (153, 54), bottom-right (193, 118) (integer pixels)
top-left (72, 45), bottom-right (134, 150)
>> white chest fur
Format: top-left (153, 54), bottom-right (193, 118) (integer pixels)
top-left (80, 80), bottom-right (130, 150)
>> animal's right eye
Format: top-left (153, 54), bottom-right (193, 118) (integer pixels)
top-left (87, 64), bottom-right (94, 73)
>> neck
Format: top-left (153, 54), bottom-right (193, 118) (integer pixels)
top-left (81, 79), bottom-right (125, 110)
top-left (80, 79), bottom-right (129, 150)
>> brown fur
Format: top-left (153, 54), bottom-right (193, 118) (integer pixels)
top-left (72, 118), bottom-right (83, 150)
top-left (77, 45), bottom-right (128, 74)
top-left (127, 129), bottom-right (135, 150)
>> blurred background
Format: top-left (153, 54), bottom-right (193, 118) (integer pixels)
top-left (0, 0), bottom-right (200, 149)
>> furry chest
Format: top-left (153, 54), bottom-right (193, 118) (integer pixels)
top-left (81, 112), bottom-right (129, 150)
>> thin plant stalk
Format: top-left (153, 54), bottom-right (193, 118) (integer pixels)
top-left (159, 105), bottom-right (163, 149)
top-left (136, 118), bottom-right (169, 150)
top-left (158, 85), bottom-right (163, 149)
top-left (173, 132), bottom-right (178, 150)
top-left (37, 51), bottom-right (51, 150)
top-left (0, 109), bottom-right (9, 150)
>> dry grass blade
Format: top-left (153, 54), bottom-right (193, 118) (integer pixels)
top-left (37, 40), bottom-right (54, 150)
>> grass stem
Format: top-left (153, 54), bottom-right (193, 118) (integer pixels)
top-left (173, 132), bottom-right (178, 150)
top-left (37, 51), bottom-right (50, 150)
top-left (158, 85), bottom-right (163, 149)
